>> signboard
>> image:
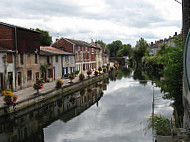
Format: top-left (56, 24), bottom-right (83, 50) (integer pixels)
top-left (185, 30), bottom-right (190, 91)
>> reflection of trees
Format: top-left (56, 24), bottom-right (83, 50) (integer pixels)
top-left (109, 67), bottom-right (132, 81)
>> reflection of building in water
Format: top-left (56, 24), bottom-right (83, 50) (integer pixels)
top-left (0, 82), bottom-right (106, 142)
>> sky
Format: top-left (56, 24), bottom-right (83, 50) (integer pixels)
top-left (0, 0), bottom-right (182, 46)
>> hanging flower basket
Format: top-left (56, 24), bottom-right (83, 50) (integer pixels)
top-left (68, 74), bottom-right (75, 83)
top-left (79, 73), bottom-right (85, 81)
top-left (56, 79), bottom-right (63, 88)
top-left (103, 67), bottom-right (107, 73)
top-left (98, 67), bottom-right (102, 73)
top-left (87, 69), bottom-right (92, 77)
top-left (94, 70), bottom-right (99, 76)
top-left (2, 89), bottom-right (18, 105)
top-left (33, 80), bottom-right (43, 94)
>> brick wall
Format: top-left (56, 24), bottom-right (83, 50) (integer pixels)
top-left (52, 38), bottom-right (73, 53)
top-left (17, 28), bottom-right (40, 53)
top-left (0, 25), bottom-right (14, 49)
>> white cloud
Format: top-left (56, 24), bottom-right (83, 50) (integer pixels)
top-left (0, 0), bottom-right (182, 46)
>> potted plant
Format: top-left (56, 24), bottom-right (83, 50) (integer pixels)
top-left (68, 73), bottom-right (75, 83)
top-left (98, 67), bottom-right (102, 73)
top-left (110, 66), bottom-right (115, 71)
top-left (2, 89), bottom-right (18, 105)
top-left (103, 67), bottom-right (107, 73)
top-left (94, 70), bottom-right (99, 76)
top-left (79, 73), bottom-right (85, 81)
top-left (64, 73), bottom-right (70, 78)
top-left (87, 69), bottom-right (92, 78)
top-left (56, 78), bottom-right (63, 88)
top-left (74, 70), bottom-right (79, 76)
top-left (33, 79), bottom-right (43, 94)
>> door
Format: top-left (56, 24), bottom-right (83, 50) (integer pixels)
top-left (18, 72), bottom-right (22, 87)
top-left (8, 72), bottom-right (13, 91)
top-left (0, 73), bottom-right (3, 91)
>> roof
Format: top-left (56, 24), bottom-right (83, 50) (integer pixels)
top-left (91, 42), bottom-right (101, 49)
top-left (0, 21), bottom-right (40, 34)
top-left (65, 38), bottom-right (96, 48)
top-left (40, 46), bottom-right (73, 55)
top-left (52, 37), bottom-right (97, 48)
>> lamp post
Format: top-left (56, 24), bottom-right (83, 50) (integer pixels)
top-left (2, 55), bottom-right (7, 89)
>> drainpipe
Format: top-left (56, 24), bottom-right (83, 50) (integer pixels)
top-left (14, 27), bottom-right (18, 91)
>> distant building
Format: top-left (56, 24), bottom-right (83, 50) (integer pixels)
top-left (148, 32), bottom-right (182, 56)
top-left (91, 42), bottom-right (109, 67)
top-left (52, 38), bottom-right (98, 72)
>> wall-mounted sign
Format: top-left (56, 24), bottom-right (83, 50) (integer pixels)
top-left (185, 30), bottom-right (190, 91)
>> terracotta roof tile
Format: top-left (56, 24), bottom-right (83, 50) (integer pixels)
top-left (40, 46), bottom-right (73, 55)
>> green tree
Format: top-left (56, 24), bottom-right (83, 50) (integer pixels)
top-left (35, 28), bottom-right (52, 46)
top-left (97, 40), bottom-right (106, 47)
top-left (117, 44), bottom-right (132, 57)
top-left (106, 40), bottom-right (123, 57)
top-left (133, 38), bottom-right (148, 64)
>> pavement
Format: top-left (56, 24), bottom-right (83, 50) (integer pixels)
top-left (0, 72), bottom-right (96, 108)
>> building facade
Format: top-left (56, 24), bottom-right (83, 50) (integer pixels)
top-left (52, 38), bottom-right (98, 72)
top-left (0, 22), bottom-right (40, 91)
top-left (40, 46), bottom-right (75, 81)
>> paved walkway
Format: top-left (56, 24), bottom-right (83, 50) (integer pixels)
top-left (0, 73), bottom-right (96, 108)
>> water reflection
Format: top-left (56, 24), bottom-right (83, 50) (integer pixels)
top-left (0, 68), bottom-right (173, 142)
top-left (0, 79), bottom-right (108, 142)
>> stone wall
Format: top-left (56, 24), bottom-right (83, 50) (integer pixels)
top-left (0, 73), bottom-right (109, 117)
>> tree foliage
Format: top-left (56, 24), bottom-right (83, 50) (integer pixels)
top-left (97, 40), bottom-right (106, 47)
top-left (107, 40), bottom-right (132, 57)
top-left (35, 28), bottom-right (52, 46)
top-left (133, 38), bottom-right (149, 63)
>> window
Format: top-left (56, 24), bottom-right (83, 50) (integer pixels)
top-left (87, 53), bottom-right (90, 60)
top-left (66, 56), bottom-right (69, 63)
top-left (7, 53), bottom-right (13, 63)
top-left (35, 54), bottom-right (38, 64)
top-left (48, 69), bottom-right (53, 78)
top-left (92, 48), bottom-right (94, 52)
top-left (92, 54), bottom-right (95, 60)
top-left (27, 70), bottom-right (32, 80)
top-left (56, 55), bottom-right (58, 62)
top-left (47, 56), bottom-right (49, 64)
top-left (20, 54), bottom-right (23, 65)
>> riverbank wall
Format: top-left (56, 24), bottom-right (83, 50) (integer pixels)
top-left (0, 73), bottom-right (109, 117)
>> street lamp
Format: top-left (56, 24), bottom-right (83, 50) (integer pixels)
top-left (2, 55), bottom-right (7, 89)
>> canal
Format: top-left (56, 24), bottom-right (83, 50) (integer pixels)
top-left (0, 67), bottom-right (173, 142)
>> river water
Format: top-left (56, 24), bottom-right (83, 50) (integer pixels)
top-left (0, 67), bottom-right (173, 142)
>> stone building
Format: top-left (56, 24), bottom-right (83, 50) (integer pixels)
top-left (51, 38), bottom-right (98, 72)
top-left (0, 22), bottom-right (40, 91)
top-left (91, 42), bottom-right (109, 67)
top-left (39, 46), bottom-right (75, 81)
top-left (148, 32), bottom-right (182, 56)
top-left (0, 47), bottom-right (16, 91)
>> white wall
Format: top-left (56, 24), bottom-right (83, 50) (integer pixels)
top-left (0, 53), bottom-right (16, 91)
